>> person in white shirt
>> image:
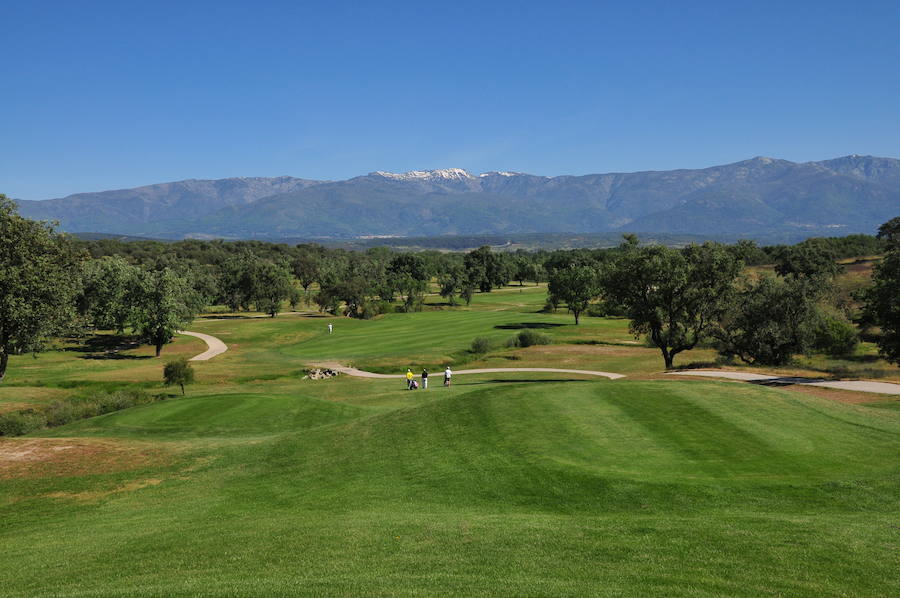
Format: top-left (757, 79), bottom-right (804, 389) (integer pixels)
top-left (443, 366), bottom-right (452, 387)
top-left (327, 323), bottom-right (333, 334)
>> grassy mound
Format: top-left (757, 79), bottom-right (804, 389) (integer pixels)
top-left (2, 379), bottom-right (898, 596)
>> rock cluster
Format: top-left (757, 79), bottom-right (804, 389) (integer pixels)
top-left (303, 368), bottom-right (340, 380)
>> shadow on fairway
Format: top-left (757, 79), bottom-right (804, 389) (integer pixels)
top-left (749, 377), bottom-right (830, 387)
top-left (457, 378), bottom-right (592, 385)
top-left (494, 322), bottom-right (565, 330)
top-left (64, 335), bottom-right (152, 360)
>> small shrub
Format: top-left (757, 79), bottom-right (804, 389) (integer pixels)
top-left (360, 300), bottom-right (392, 320)
top-left (43, 400), bottom-right (78, 427)
top-left (470, 336), bottom-right (494, 354)
top-left (814, 313), bottom-right (859, 356)
top-left (508, 330), bottom-right (552, 348)
top-left (541, 298), bottom-right (558, 313)
top-left (0, 410), bottom-right (47, 437)
top-left (164, 357), bottom-right (195, 395)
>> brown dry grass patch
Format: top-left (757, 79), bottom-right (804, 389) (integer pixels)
top-left (785, 384), bottom-right (898, 405)
top-left (0, 438), bottom-right (169, 480)
top-left (44, 478), bottom-right (164, 501)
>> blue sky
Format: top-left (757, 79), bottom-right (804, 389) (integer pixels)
top-left (2, 0), bottom-right (899, 199)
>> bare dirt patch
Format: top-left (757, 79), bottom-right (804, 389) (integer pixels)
top-left (0, 438), bottom-right (169, 479)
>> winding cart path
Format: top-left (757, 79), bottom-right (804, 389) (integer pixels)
top-left (177, 330), bottom-right (229, 361)
top-left (667, 370), bottom-right (900, 395)
top-left (315, 363), bottom-right (625, 380)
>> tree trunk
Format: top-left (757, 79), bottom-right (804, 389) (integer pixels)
top-left (155, 340), bottom-right (163, 357)
top-left (661, 348), bottom-right (674, 369)
top-left (0, 351), bottom-right (8, 382)
top-left (574, 310), bottom-right (580, 325)
top-left (180, 383), bottom-right (185, 395)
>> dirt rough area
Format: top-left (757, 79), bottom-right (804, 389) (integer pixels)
top-left (0, 438), bottom-right (168, 479)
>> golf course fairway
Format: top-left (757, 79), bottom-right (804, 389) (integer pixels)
top-left (1, 287), bottom-right (898, 596)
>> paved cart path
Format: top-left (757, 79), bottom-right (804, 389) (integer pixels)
top-left (178, 330), bottom-right (229, 361)
top-left (667, 370), bottom-right (900, 395)
top-left (315, 363), bottom-right (625, 380)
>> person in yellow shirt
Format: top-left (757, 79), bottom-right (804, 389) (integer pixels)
top-left (406, 368), bottom-right (414, 390)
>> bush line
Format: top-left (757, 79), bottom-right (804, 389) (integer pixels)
top-left (0, 389), bottom-right (165, 437)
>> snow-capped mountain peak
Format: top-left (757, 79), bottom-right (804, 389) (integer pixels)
top-left (479, 171), bottom-right (520, 177)
top-left (371, 168), bottom-right (474, 181)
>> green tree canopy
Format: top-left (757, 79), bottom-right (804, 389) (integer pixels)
top-left (131, 268), bottom-right (197, 357)
top-left (547, 265), bottom-right (600, 324)
top-left (0, 195), bottom-right (82, 381)
top-left (863, 248), bottom-right (900, 364)
top-left (601, 241), bottom-right (740, 369)
top-left (77, 256), bottom-right (142, 332)
top-left (163, 356), bottom-right (195, 395)
top-left (713, 275), bottom-right (824, 366)
top-left (877, 216), bottom-right (900, 251)
top-left (464, 246), bottom-right (506, 293)
top-left (774, 239), bottom-right (840, 280)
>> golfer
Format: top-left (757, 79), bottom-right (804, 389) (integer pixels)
top-left (327, 323), bottom-right (333, 334)
top-left (421, 369), bottom-right (428, 389)
top-left (444, 366), bottom-right (452, 387)
top-left (406, 368), bottom-right (414, 390)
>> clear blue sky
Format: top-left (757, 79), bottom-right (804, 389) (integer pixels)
top-left (2, 0), bottom-right (899, 199)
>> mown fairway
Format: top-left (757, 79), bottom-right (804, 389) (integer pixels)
top-left (1, 286), bottom-right (898, 596)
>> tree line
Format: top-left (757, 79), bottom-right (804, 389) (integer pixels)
top-left (545, 222), bottom-right (900, 369)
top-left (1, 191), bottom-right (897, 380)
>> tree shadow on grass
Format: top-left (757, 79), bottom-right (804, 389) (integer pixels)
top-left (64, 335), bottom-right (152, 360)
top-left (494, 322), bottom-right (565, 330)
top-left (457, 378), bottom-right (591, 386)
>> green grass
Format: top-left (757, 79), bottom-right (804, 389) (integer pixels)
top-left (2, 379), bottom-right (898, 596)
top-left (1, 284), bottom-right (898, 596)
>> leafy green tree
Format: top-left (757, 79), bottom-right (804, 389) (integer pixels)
top-left (291, 250), bottom-right (320, 301)
top-left (438, 263), bottom-right (466, 306)
top-left (863, 250), bottom-right (900, 364)
top-left (464, 246), bottom-right (506, 292)
top-left (774, 239), bottom-right (840, 280)
top-left (132, 268), bottom-right (197, 357)
top-left (813, 311), bottom-right (859, 357)
top-left (547, 265), bottom-right (599, 324)
top-left (388, 254), bottom-right (428, 312)
top-left (877, 216), bottom-right (900, 251)
top-left (77, 256), bottom-right (141, 332)
top-left (713, 275), bottom-right (823, 365)
top-left (253, 260), bottom-right (293, 317)
top-left (601, 242), bottom-right (740, 369)
top-left (0, 195), bottom-right (81, 381)
top-left (219, 251), bottom-right (258, 311)
top-left (220, 252), bottom-right (292, 316)
top-left (163, 356), bottom-right (195, 395)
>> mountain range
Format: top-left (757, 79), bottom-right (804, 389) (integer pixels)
top-left (13, 155), bottom-right (900, 241)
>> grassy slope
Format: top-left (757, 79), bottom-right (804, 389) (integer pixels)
top-left (1, 285), bottom-right (898, 596)
top-left (2, 379), bottom-right (898, 596)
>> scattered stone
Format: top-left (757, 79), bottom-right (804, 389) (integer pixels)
top-left (303, 368), bottom-right (341, 380)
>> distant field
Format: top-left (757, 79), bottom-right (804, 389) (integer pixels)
top-left (1, 284), bottom-right (898, 596)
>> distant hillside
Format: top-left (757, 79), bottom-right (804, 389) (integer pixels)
top-left (13, 156), bottom-right (900, 240)
top-left (16, 176), bottom-right (324, 234)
